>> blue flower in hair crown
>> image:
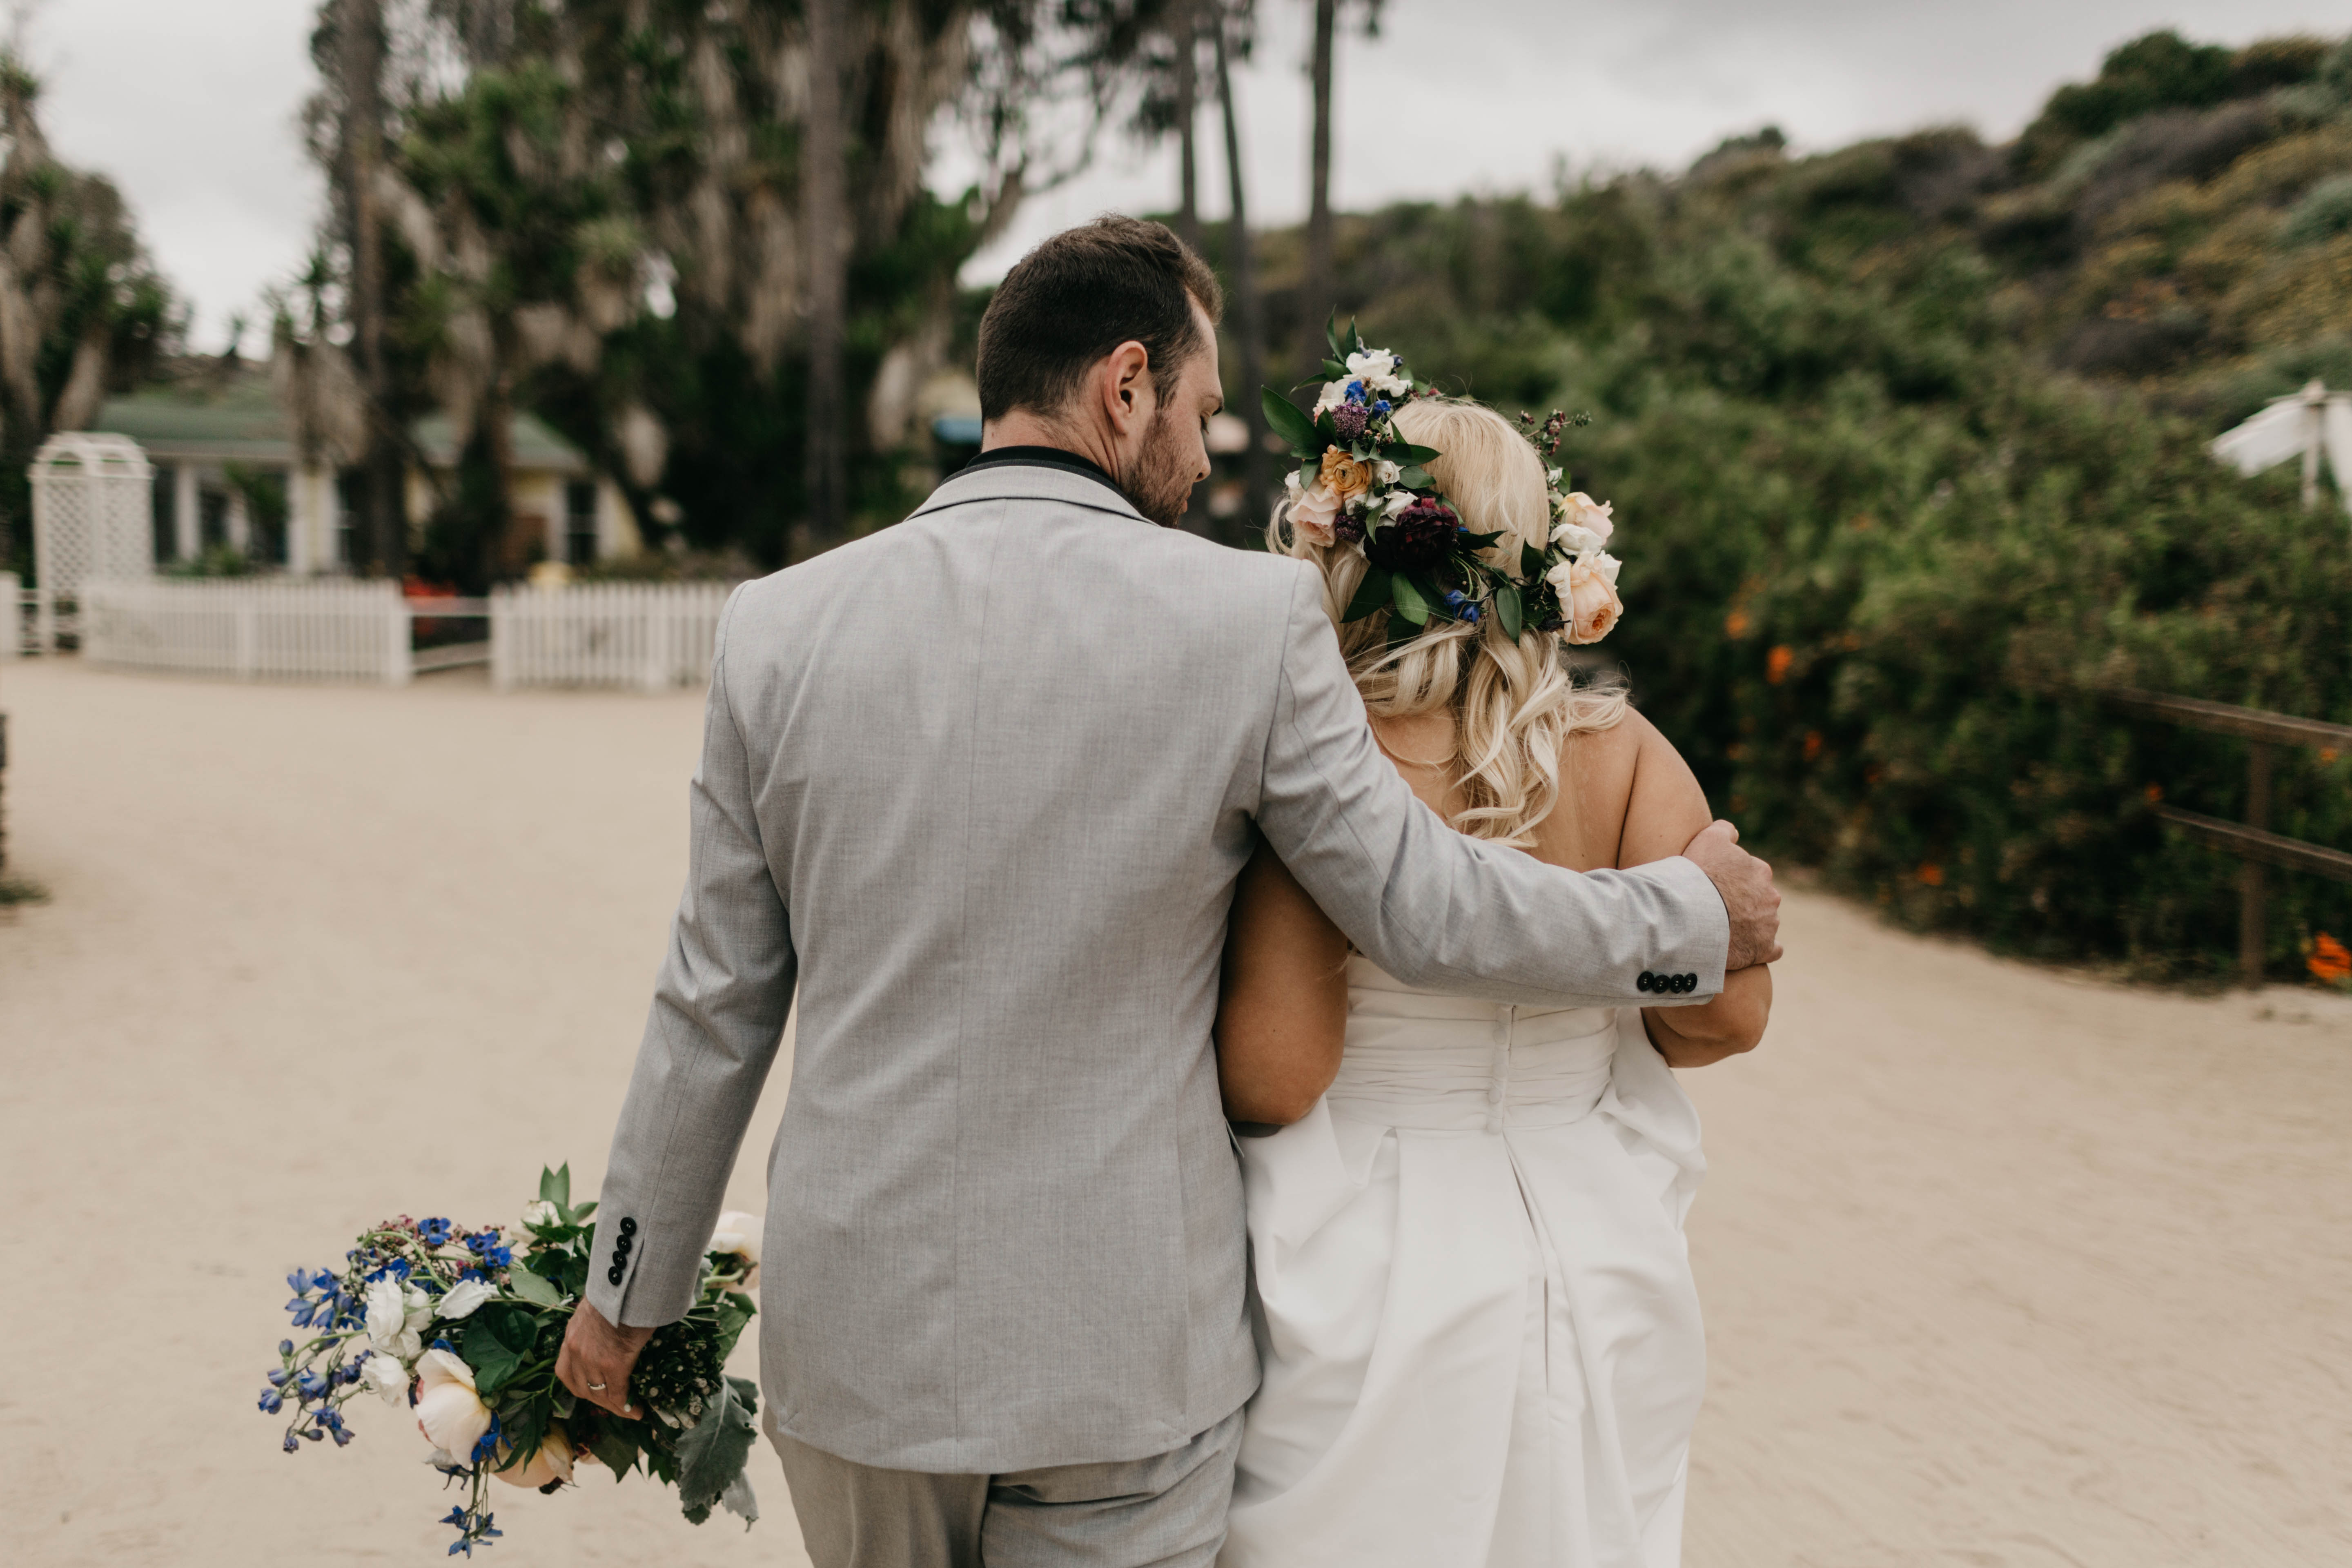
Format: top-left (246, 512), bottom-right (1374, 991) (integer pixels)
top-left (1264, 319), bottom-right (1625, 645)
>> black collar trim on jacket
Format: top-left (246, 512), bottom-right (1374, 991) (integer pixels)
top-left (955, 445), bottom-right (1129, 505)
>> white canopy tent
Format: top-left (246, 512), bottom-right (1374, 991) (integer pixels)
top-left (2209, 379), bottom-right (2352, 514)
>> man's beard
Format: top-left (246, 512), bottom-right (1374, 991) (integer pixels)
top-left (1121, 404), bottom-right (1196, 528)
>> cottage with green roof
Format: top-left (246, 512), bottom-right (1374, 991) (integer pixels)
top-left (93, 365), bottom-right (641, 575)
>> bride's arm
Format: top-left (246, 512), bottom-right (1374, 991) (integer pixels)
top-left (1215, 837), bottom-right (1351, 1127)
top-left (1612, 713), bottom-right (1773, 1068)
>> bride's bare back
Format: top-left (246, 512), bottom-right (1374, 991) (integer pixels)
top-left (1216, 706), bottom-right (1772, 1124)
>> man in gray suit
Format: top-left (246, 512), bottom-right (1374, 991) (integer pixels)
top-left (555, 216), bottom-right (1780, 1566)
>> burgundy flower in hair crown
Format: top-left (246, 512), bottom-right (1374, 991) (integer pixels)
top-left (1266, 318), bottom-right (1626, 646)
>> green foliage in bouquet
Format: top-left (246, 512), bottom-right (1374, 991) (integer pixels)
top-left (260, 1167), bottom-right (762, 1556)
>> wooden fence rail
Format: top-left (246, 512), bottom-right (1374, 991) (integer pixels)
top-left (489, 582), bottom-right (733, 692)
top-left (2103, 687), bottom-right (2352, 984)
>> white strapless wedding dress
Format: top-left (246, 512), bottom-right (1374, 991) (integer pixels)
top-left (1220, 958), bottom-right (1708, 1568)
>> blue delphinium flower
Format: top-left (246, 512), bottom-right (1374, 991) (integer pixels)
top-left (266, 1368), bottom-right (290, 1387)
top-left (283, 1433), bottom-right (301, 1453)
top-left (1373, 399), bottom-right (1392, 414)
top-left (419, 1218), bottom-right (455, 1246)
top-left (288, 1300), bottom-right (316, 1328)
top-left (279, 1340), bottom-right (294, 1356)
top-left (463, 1233), bottom-right (514, 1270)
top-left (470, 1414), bottom-right (503, 1466)
top-left (1442, 589), bottom-right (1481, 624)
top-left (258, 1389), bottom-right (283, 1414)
top-left (432, 1337), bottom-right (456, 1354)
top-left (1345, 379), bottom-right (1366, 403)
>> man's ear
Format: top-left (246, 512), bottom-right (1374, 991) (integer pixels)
top-left (1101, 339), bottom-right (1153, 436)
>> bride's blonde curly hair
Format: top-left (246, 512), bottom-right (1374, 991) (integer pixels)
top-left (1267, 396), bottom-right (1628, 848)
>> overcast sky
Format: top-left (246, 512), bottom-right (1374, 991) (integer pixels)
top-left (31, 0), bottom-right (2347, 348)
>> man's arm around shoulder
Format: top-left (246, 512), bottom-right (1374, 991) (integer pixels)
top-left (1250, 564), bottom-right (1777, 1006)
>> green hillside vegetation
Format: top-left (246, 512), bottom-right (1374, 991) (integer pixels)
top-left (1229, 30), bottom-right (2352, 983)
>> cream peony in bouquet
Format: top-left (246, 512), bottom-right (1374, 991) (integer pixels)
top-left (258, 1166), bottom-right (762, 1557)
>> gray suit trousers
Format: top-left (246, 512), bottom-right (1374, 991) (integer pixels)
top-left (773, 1410), bottom-right (1245, 1568)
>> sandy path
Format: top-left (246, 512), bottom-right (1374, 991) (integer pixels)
top-left (1, 659), bottom-right (2348, 1567)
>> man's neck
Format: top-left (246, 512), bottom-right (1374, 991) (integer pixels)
top-left (981, 412), bottom-right (1124, 481)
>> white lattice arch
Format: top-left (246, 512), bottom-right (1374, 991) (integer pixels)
top-left (31, 431), bottom-right (154, 598)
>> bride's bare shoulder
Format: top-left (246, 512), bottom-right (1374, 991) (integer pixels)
top-left (1546, 708), bottom-right (1711, 871)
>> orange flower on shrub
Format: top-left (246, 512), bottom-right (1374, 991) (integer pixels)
top-left (1803, 730), bottom-right (1823, 762)
top-left (1724, 608), bottom-right (1751, 638)
top-left (1766, 646), bottom-right (1793, 684)
top-left (2310, 933), bottom-right (2352, 986)
top-left (2144, 784), bottom-right (2163, 804)
top-left (1916, 862), bottom-right (1944, 886)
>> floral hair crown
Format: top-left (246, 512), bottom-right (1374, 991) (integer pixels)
top-left (1266, 319), bottom-right (1626, 646)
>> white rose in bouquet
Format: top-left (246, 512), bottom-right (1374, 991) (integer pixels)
top-left (434, 1278), bottom-right (497, 1321)
top-left (520, 1200), bottom-right (559, 1229)
top-left (1312, 379), bottom-right (1353, 417)
top-left (361, 1353), bottom-right (412, 1406)
top-left (709, 1210), bottom-right (764, 1292)
top-left (365, 1277), bottom-right (433, 1363)
top-left (413, 1348), bottom-right (493, 1461)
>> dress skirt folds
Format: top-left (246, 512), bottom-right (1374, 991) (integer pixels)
top-left (1220, 959), bottom-right (1708, 1568)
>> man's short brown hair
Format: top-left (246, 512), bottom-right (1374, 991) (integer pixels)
top-left (976, 215), bottom-right (1225, 423)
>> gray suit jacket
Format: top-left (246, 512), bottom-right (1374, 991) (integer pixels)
top-left (585, 457), bottom-right (1727, 1474)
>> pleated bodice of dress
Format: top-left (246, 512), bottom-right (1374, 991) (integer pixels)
top-left (1328, 957), bottom-right (1621, 1133)
top-left (1222, 958), bottom-right (1711, 1568)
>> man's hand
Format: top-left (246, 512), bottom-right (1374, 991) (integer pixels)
top-left (1682, 820), bottom-right (1783, 969)
top-left (556, 1301), bottom-right (655, 1420)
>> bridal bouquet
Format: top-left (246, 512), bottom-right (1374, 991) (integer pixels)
top-left (258, 1166), bottom-right (763, 1556)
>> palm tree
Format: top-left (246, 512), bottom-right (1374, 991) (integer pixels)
top-left (802, 0), bottom-right (850, 551)
top-left (1303, 1), bottom-right (1379, 377)
top-left (1211, 4), bottom-right (1266, 539)
top-left (1169, 0), bottom-right (1201, 253)
top-left (323, 0), bottom-right (405, 575)
top-left (1303, 0), bottom-right (1335, 376)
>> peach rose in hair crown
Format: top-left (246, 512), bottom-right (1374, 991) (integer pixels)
top-left (1547, 550), bottom-right (1623, 645)
top-left (1283, 470), bottom-right (1343, 547)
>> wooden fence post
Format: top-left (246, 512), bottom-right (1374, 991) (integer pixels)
top-left (2241, 740), bottom-right (2273, 987)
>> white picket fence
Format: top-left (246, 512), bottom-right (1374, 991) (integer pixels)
top-left (80, 579), bottom-right (414, 684)
top-left (490, 582), bottom-right (733, 691)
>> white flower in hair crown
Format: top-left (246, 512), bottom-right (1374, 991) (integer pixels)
top-left (1265, 321), bottom-right (1627, 646)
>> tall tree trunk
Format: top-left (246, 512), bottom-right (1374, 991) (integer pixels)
top-left (1304, 0), bottom-right (1336, 376)
top-left (1172, 0), bottom-right (1200, 254)
top-left (341, 0), bottom-right (405, 579)
top-left (1213, 13), bottom-right (1265, 543)
top-left (801, 0), bottom-right (849, 554)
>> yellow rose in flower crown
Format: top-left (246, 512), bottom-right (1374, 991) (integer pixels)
top-left (1318, 448), bottom-right (1374, 499)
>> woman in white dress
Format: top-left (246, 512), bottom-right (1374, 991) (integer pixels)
top-left (1214, 396), bottom-right (1772, 1568)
